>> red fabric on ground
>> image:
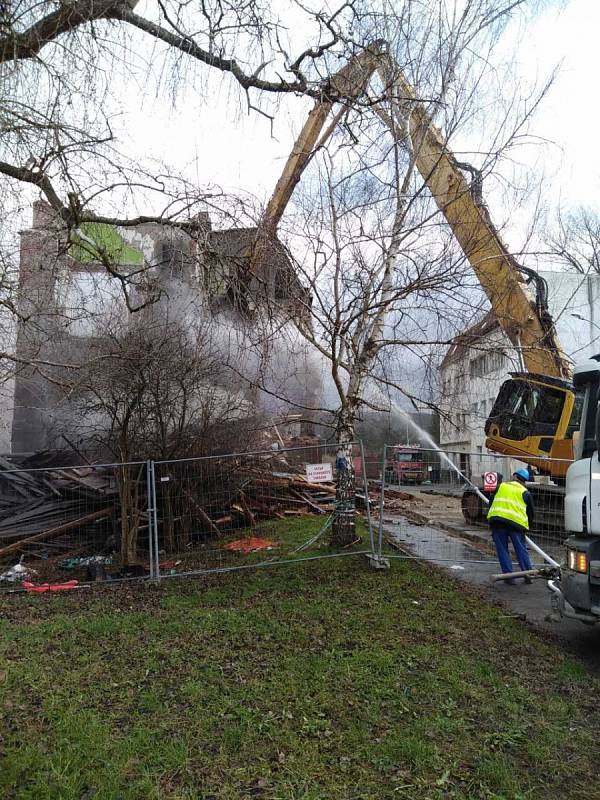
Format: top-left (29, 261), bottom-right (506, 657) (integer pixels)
top-left (223, 537), bottom-right (276, 554)
top-left (22, 580), bottom-right (79, 593)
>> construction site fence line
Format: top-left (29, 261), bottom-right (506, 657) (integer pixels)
top-left (149, 440), bottom-right (375, 581)
top-left (0, 444), bottom-right (382, 594)
top-left (375, 442), bottom-right (569, 566)
top-left (1, 439), bottom-right (571, 595)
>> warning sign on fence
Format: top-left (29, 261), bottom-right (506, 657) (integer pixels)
top-left (305, 463), bottom-right (333, 483)
top-left (483, 471), bottom-right (498, 492)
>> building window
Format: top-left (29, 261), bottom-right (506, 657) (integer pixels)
top-left (488, 350), bottom-right (505, 373)
top-left (469, 349), bottom-right (506, 378)
top-left (470, 354), bottom-right (485, 378)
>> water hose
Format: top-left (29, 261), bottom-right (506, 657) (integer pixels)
top-left (444, 461), bottom-right (560, 568)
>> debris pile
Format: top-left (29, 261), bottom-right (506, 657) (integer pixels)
top-left (0, 459), bottom-right (119, 568)
top-left (0, 448), bottom-right (384, 583)
top-left (163, 466), bottom-right (340, 537)
top-left (370, 487), bottom-right (431, 526)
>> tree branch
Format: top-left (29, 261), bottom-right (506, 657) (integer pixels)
top-left (0, 0), bottom-right (135, 62)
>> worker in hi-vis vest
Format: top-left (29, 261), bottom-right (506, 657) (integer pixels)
top-left (487, 468), bottom-right (534, 584)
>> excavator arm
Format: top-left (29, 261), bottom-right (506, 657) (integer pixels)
top-left (377, 64), bottom-right (571, 380)
top-left (251, 44), bottom-right (576, 476)
top-left (259, 41), bottom-right (386, 239)
top-left (375, 63), bottom-right (577, 475)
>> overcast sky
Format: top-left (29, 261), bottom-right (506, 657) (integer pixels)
top-left (111, 0), bottom-right (600, 237)
top-left (523, 0), bottom-right (600, 213)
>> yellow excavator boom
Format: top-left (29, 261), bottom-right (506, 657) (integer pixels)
top-left (377, 63), bottom-right (571, 381)
top-left (260, 41), bottom-right (386, 239)
top-left (251, 43), bottom-right (575, 476)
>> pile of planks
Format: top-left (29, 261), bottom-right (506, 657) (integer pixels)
top-left (215, 472), bottom-right (335, 527)
top-left (0, 458), bottom-right (118, 563)
top-left (188, 469), bottom-right (340, 533)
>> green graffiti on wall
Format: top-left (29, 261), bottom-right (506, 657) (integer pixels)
top-left (69, 222), bottom-right (144, 266)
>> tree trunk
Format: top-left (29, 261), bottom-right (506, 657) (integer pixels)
top-left (330, 414), bottom-right (358, 547)
top-left (118, 463), bottom-right (143, 566)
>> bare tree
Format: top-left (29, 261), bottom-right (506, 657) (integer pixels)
top-left (286, 154), bottom-right (477, 544)
top-left (262, 1), bottom-right (550, 545)
top-left (0, 2), bottom-right (536, 236)
top-left (0, 0), bottom-right (391, 236)
top-left (56, 303), bottom-right (254, 563)
top-left (0, 2), bottom-right (376, 412)
top-left (546, 208), bottom-right (600, 275)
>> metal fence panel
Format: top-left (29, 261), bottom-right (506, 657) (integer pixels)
top-left (0, 440), bottom-right (572, 592)
top-left (0, 461), bottom-right (152, 592)
top-left (152, 442), bottom-right (374, 578)
top-left (376, 445), bottom-right (570, 568)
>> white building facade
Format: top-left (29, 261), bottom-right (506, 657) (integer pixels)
top-left (439, 271), bottom-right (600, 478)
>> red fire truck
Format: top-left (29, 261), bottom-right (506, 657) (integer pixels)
top-left (385, 446), bottom-right (426, 485)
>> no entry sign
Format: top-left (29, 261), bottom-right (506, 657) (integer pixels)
top-left (483, 471), bottom-right (498, 492)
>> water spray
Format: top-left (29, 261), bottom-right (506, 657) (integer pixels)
top-left (426, 452), bottom-right (558, 567)
top-left (380, 400), bottom-right (559, 568)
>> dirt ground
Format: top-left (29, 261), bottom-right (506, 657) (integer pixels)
top-left (376, 487), bottom-right (472, 532)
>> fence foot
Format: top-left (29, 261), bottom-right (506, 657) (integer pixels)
top-left (368, 553), bottom-right (390, 570)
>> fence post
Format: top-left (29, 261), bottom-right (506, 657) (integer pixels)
top-left (367, 443), bottom-right (390, 570)
top-left (150, 461), bottom-right (161, 581)
top-left (146, 460), bottom-right (155, 579)
top-left (377, 443), bottom-right (387, 558)
top-left (359, 441), bottom-right (375, 556)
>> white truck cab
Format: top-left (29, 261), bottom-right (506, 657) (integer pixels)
top-left (553, 356), bottom-right (600, 622)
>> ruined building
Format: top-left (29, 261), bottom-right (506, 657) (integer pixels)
top-left (10, 201), bottom-right (311, 454)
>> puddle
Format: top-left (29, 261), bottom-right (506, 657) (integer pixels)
top-left (382, 515), bottom-right (563, 587)
top-left (383, 516), bottom-right (491, 565)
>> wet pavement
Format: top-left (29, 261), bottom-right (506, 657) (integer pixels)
top-left (382, 516), bottom-right (600, 670)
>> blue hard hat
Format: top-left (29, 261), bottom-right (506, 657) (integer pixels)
top-left (513, 468), bottom-right (529, 481)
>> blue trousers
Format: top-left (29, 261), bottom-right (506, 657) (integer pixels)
top-left (491, 523), bottom-right (532, 574)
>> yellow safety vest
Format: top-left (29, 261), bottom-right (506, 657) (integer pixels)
top-left (487, 481), bottom-right (529, 531)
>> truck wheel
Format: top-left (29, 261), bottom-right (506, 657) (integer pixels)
top-left (461, 489), bottom-right (484, 523)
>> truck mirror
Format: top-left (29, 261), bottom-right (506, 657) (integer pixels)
top-left (595, 401), bottom-right (600, 454)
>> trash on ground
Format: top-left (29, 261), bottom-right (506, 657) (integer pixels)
top-left (59, 555), bottom-right (113, 570)
top-left (450, 564), bottom-right (465, 570)
top-left (223, 537), bottom-right (277, 554)
top-left (145, 559), bottom-right (182, 575)
top-left (151, 559), bottom-right (181, 571)
top-left (0, 556), bottom-right (38, 583)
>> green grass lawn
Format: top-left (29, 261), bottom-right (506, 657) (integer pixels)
top-left (1, 517), bottom-right (598, 800)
